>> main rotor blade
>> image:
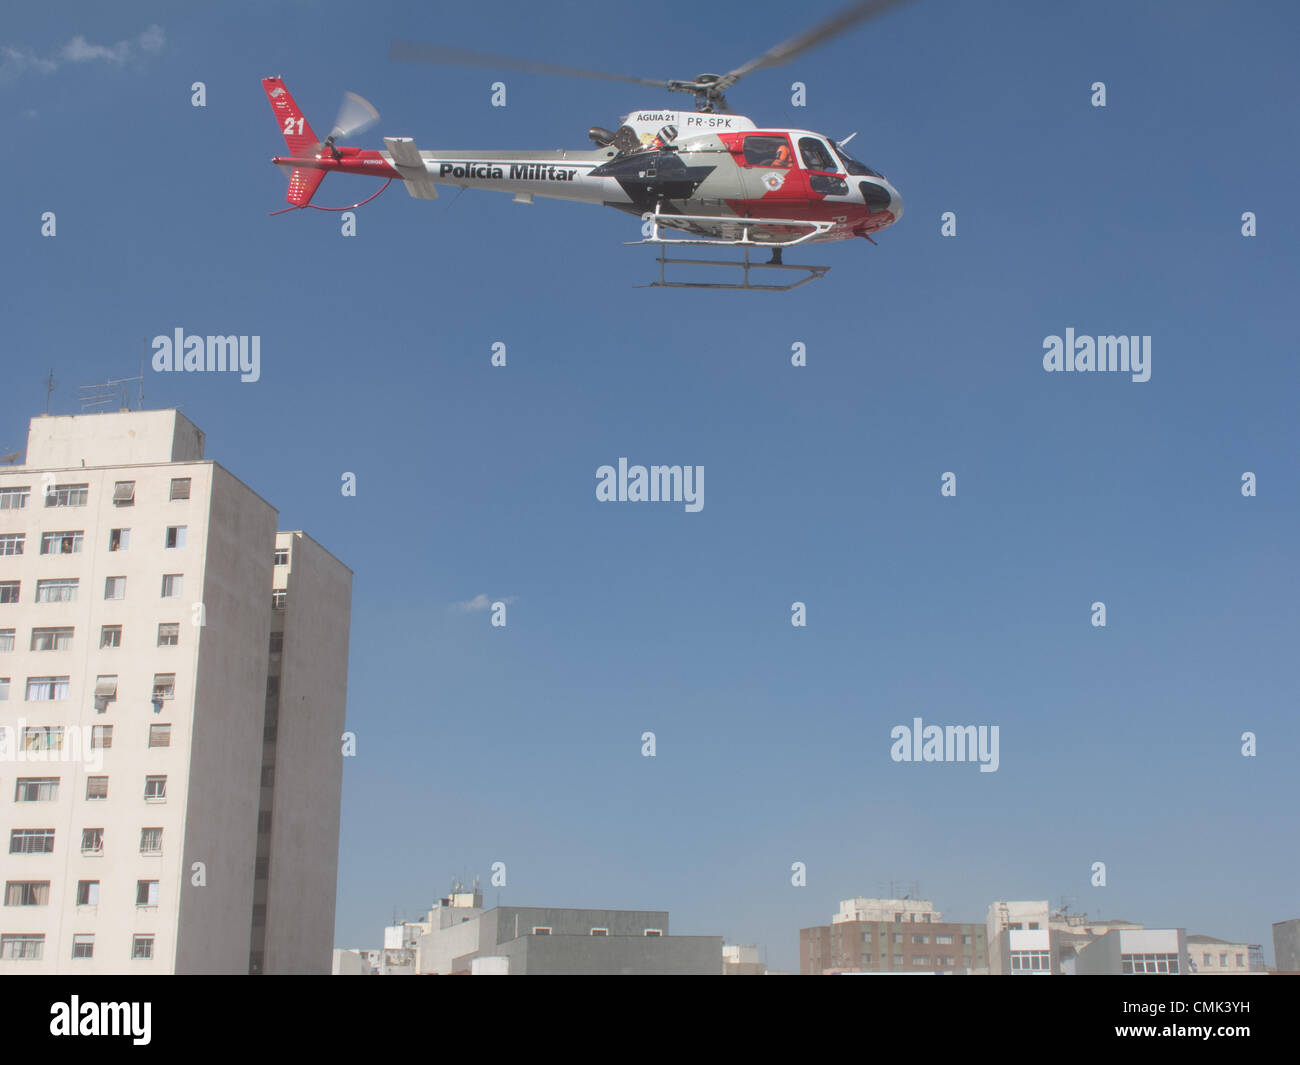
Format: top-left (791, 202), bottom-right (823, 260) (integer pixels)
top-left (716, 0), bottom-right (915, 91)
top-left (389, 40), bottom-right (671, 89)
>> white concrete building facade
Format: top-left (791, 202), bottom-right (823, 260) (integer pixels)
top-left (0, 411), bottom-right (351, 974)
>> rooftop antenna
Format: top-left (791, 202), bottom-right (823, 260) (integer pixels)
top-left (44, 370), bottom-right (55, 414)
top-left (79, 369), bottom-right (145, 413)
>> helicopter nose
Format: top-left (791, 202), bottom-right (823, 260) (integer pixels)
top-left (860, 179), bottom-right (901, 220)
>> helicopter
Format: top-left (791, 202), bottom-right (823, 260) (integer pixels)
top-left (264, 0), bottom-right (909, 289)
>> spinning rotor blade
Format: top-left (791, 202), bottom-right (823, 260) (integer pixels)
top-left (329, 90), bottom-right (381, 142)
top-left (389, 40), bottom-right (671, 89)
top-left (715, 0), bottom-right (914, 92)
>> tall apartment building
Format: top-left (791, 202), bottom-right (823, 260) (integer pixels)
top-left (803, 897), bottom-right (988, 974)
top-left (0, 410), bottom-right (351, 974)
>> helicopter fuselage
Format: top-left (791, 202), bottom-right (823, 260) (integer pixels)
top-left (271, 107), bottom-right (901, 245)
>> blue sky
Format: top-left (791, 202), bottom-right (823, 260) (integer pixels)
top-left (3, 0), bottom-right (1297, 972)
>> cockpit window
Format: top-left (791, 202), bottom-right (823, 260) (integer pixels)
top-left (742, 135), bottom-right (794, 168)
top-left (832, 140), bottom-right (883, 178)
top-left (798, 137), bottom-right (837, 172)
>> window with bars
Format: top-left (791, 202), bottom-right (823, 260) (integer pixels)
top-left (131, 934), bottom-right (154, 959)
top-left (11, 829), bottom-right (56, 854)
top-left (0, 533), bottom-right (24, 556)
top-left (140, 827), bottom-right (163, 855)
top-left (72, 934), bottom-right (94, 959)
top-left (1, 934), bottom-right (45, 959)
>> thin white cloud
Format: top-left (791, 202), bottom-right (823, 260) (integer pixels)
top-left (1, 25), bottom-right (164, 80)
top-left (453, 594), bottom-right (518, 612)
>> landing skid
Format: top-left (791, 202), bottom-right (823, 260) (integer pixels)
top-left (638, 247), bottom-right (830, 291)
top-left (629, 208), bottom-right (833, 291)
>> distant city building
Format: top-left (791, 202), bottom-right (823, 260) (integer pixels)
top-left (337, 881), bottom-right (722, 975)
top-left (1272, 919), bottom-right (1300, 972)
top-left (1185, 934), bottom-right (1261, 974)
top-left (987, 901), bottom-right (1052, 974)
top-left (723, 943), bottom-right (765, 975)
top-left (1075, 928), bottom-right (1188, 975)
top-left (803, 898), bottom-right (987, 974)
top-left (0, 411), bottom-right (351, 974)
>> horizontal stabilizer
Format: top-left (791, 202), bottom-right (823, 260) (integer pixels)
top-left (384, 137), bottom-right (439, 199)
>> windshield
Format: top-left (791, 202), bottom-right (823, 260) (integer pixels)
top-left (832, 141), bottom-right (883, 178)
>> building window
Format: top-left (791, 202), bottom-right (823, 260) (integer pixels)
top-left (0, 629), bottom-right (12, 652)
top-left (255, 857), bottom-right (270, 880)
top-left (165, 525), bottom-right (187, 549)
top-left (531, 927), bottom-right (552, 936)
top-left (644, 929), bottom-right (663, 937)
top-left (40, 530), bottom-right (83, 555)
top-left (90, 725), bottom-right (112, 749)
top-left (0, 581), bottom-right (20, 604)
top-left (81, 828), bottom-right (104, 855)
top-left (1028, 922), bottom-right (1040, 930)
top-left (893, 953), bottom-right (903, 964)
top-left (1121, 952), bottom-right (1180, 974)
top-left (161, 574), bottom-right (182, 598)
top-left (0, 486), bottom-right (30, 510)
top-left (863, 953), bottom-right (872, 966)
top-left (590, 928), bottom-right (609, 936)
top-left (1235, 953), bottom-right (1244, 967)
top-left (269, 631), bottom-right (283, 654)
top-left (76, 880), bottom-right (99, 906)
top-left (108, 527), bottom-right (130, 552)
top-left (261, 765), bottom-right (274, 787)
top-left (148, 723), bottom-right (171, 747)
top-left (85, 776), bottom-right (108, 800)
top-left (72, 934), bottom-right (94, 959)
top-left (892, 933), bottom-right (903, 944)
top-left (0, 533), bottom-right (24, 556)
top-left (1203, 952), bottom-right (1211, 965)
top-left (913, 955), bottom-right (930, 965)
top-left (35, 578), bottom-right (78, 603)
top-left (111, 482), bottom-right (134, 506)
top-left (157, 623), bottom-right (180, 647)
top-left (48, 483), bottom-right (90, 508)
top-left (0, 677), bottom-right (8, 700)
top-left (272, 589), bottom-right (287, 610)
top-left (22, 726), bottom-right (65, 751)
top-left (144, 776), bottom-right (167, 801)
top-left (257, 811), bottom-right (272, 833)
top-left (136, 880), bottom-right (160, 908)
top-left (30, 627), bottom-right (74, 651)
top-left (15, 777), bottom-right (59, 802)
top-left (104, 576), bottom-right (126, 600)
top-left (273, 548), bottom-right (289, 566)
top-left (10, 829), bottom-right (56, 854)
top-left (1, 934), bottom-right (44, 960)
top-left (93, 675), bottom-right (118, 712)
top-left (912, 934), bottom-right (929, 944)
top-left (961, 934), bottom-right (972, 944)
top-left (131, 934), bottom-right (154, 960)
top-left (169, 478), bottom-right (191, 501)
top-left (140, 827), bottom-right (163, 855)
top-left (4, 880), bottom-right (50, 906)
top-left (936, 934), bottom-right (954, 944)
top-left (152, 674), bottom-right (175, 701)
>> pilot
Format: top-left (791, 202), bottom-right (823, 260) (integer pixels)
top-left (773, 141), bottom-right (793, 167)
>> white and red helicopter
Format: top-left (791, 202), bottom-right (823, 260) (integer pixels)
top-left (265, 0), bottom-right (907, 289)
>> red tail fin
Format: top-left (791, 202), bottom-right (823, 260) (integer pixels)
top-left (263, 76), bottom-right (320, 154)
top-left (263, 77), bottom-right (327, 207)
